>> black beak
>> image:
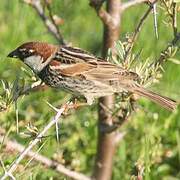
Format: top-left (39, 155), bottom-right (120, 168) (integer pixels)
top-left (7, 50), bottom-right (18, 58)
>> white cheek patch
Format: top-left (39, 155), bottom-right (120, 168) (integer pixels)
top-left (24, 56), bottom-right (45, 73)
top-left (24, 53), bottom-right (56, 73)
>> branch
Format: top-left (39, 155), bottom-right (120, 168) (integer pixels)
top-left (92, 0), bottom-right (122, 180)
top-left (90, 0), bottom-right (116, 27)
top-left (90, 0), bottom-right (157, 20)
top-left (23, 0), bottom-right (65, 45)
top-left (19, 81), bottom-right (48, 96)
top-left (0, 101), bottom-right (81, 180)
top-left (0, 130), bottom-right (90, 180)
top-left (121, 0), bottom-right (147, 12)
top-left (97, 8), bottom-right (115, 27)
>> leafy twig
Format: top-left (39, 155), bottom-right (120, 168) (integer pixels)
top-left (152, 32), bottom-right (180, 67)
top-left (0, 127), bottom-right (91, 180)
top-left (0, 101), bottom-right (70, 180)
top-left (0, 79), bottom-right (47, 112)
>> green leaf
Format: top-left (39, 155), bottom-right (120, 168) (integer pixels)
top-left (115, 41), bottom-right (125, 60)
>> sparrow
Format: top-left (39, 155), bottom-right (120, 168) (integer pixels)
top-left (7, 41), bottom-right (177, 111)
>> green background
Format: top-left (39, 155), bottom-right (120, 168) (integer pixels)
top-left (0, 0), bottom-right (179, 179)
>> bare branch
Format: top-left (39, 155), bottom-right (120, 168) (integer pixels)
top-left (0, 101), bottom-right (77, 180)
top-left (98, 8), bottom-right (115, 27)
top-left (23, 0), bottom-right (65, 45)
top-left (90, 0), bottom-right (116, 27)
top-left (121, 0), bottom-right (147, 12)
top-left (0, 130), bottom-right (91, 180)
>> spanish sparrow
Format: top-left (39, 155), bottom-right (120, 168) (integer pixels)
top-left (7, 42), bottom-right (177, 110)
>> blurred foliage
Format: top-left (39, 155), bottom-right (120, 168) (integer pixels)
top-left (0, 0), bottom-right (179, 179)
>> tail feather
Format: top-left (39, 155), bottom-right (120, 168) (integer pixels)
top-left (134, 87), bottom-right (177, 111)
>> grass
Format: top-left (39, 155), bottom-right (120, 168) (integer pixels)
top-left (0, 0), bottom-right (179, 179)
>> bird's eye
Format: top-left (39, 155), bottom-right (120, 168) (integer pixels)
top-left (19, 48), bottom-right (34, 57)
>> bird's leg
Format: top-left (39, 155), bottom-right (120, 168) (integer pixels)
top-left (61, 96), bottom-right (88, 115)
top-left (70, 95), bottom-right (89, 108)
top-left (74, 99), bottom-right (88, 109)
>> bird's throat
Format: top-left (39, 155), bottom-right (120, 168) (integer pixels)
top-left (24, 55), bottom-right (45, 73)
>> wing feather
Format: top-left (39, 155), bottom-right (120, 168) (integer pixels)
top-left (50, 46), bottom-right (139, 82)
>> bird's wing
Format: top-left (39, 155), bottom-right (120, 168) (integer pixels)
top-left (50, 46), bottom-right (139, 82)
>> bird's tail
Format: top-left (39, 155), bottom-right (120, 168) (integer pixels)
top-left (133, 86), bottom-right (177, 111)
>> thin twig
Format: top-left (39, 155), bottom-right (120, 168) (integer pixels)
top-left (45, 0), bottom-right (64, 41)
top-left (124, 0), bottom-right (159, 61)
top-left (153, 32), bottom-right (180, 67)
top-left (172, 2), bottom-right (177, 37)
top-left (0, 131), bottom-right (91, 180)
top-left (0, 159), bottom-right (15, 180)
top-left (161, 0), bottom-right (172, 18)
top-left (0, 101), bottom-right (73, 180)
top-left (23, 0), bottom-right (65, 45)
top-left (21, 140), bottom-right (47, 172)
top-left (152, 3), bottom-right (159, 39)
top-left (161, 0), bottom-right (178, 37)
top-left (14, 101), bottom-right (19, 133)
top-left (124, 5), bottom-right (153, 61)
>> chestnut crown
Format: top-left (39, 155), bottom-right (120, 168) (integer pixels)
top-left (7, 42), bottom-right (57, 60)
top-left (7, 42), bottom-right (58, 73)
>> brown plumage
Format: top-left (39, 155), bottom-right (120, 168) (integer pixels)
top-left (7, 42), bottom-right (177, 111)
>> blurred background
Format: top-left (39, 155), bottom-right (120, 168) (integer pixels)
top-left (0, 0), bottom-right (179, 179)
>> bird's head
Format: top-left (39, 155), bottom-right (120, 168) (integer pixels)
top-left (7, 42), bottom-right (58, 73)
